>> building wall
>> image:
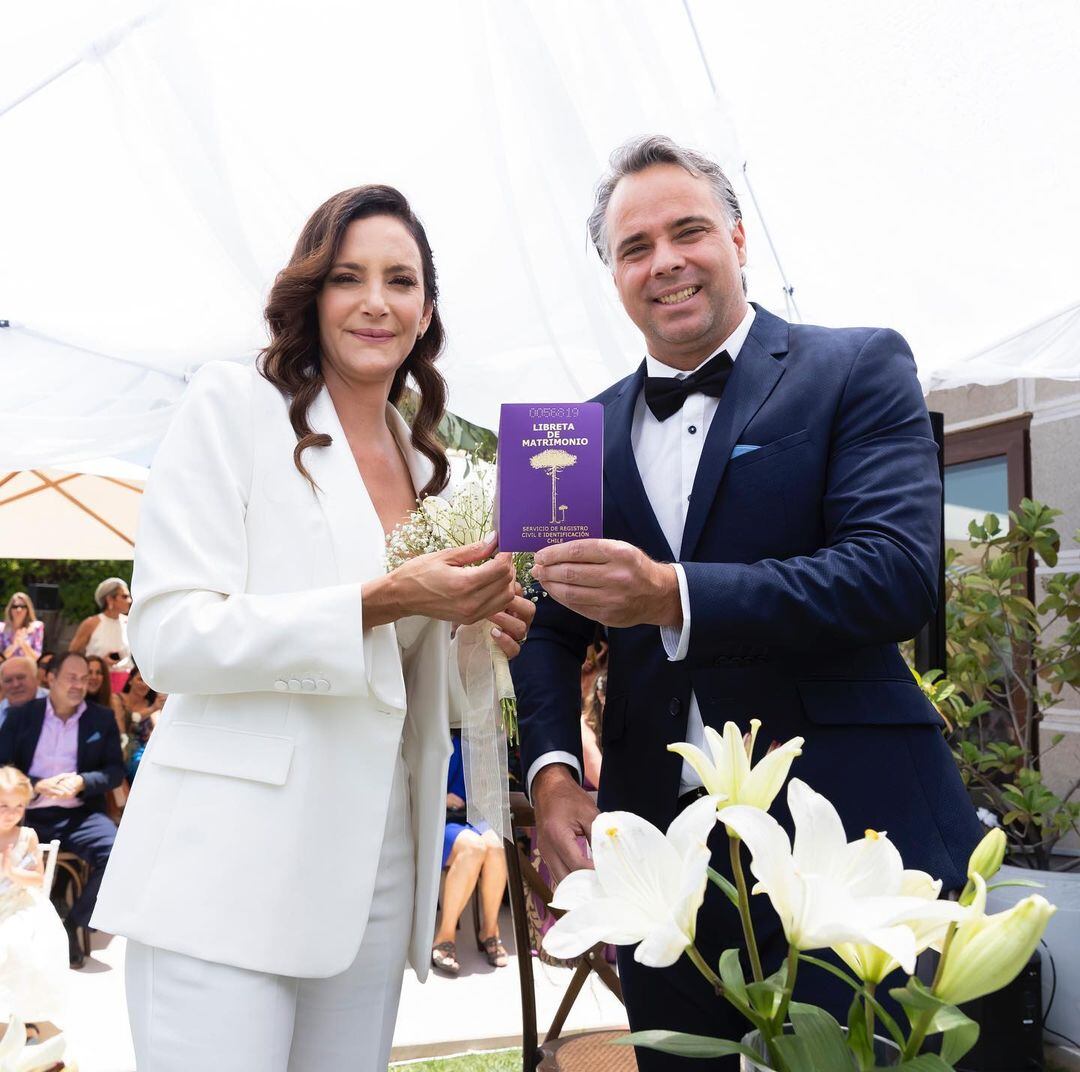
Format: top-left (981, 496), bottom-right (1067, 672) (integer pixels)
top-left (925, 378), bottom-right (1080, 854)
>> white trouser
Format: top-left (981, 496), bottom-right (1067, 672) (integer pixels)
top-left (125, 753), bottom-right (415, 1072)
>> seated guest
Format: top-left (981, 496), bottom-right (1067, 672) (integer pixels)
top-left (0, 765), bottom-right (68, 1025)
top-left (0, 657), bottom-right (47, 730)
top-left (118, 665), bottom-right (165, 781)
top-left (0, 650), bottom-right (123, 967)
top-left (1, 593), bottom-right (44, 664)
top-left (69, 578), bottom-right (134, 687)
top-left (85, 655), bottom-right (126, 738)
top-left (36, 651), bottom-right (55, 688)
top-left (431, 732), bottom-right (509, 975)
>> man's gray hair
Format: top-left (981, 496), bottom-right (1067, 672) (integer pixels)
top-left (587, 135), bottom-right (742, 267)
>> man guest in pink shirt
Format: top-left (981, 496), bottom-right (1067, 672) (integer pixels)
top-left (0, 650), bottom-right (123, 967)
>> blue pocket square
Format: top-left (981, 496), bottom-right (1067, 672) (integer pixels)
top-left (731, 443), bottom-right (761, 458)
top-left (86, 731), bottom-right (102, 744)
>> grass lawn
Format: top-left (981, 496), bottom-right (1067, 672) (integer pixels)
top-left (390, 1049), bottom-right (521, 1071)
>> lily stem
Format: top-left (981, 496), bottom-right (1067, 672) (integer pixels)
top-left (901, 922), bottom-right (959, 1061)
top-left (730, 835), bottom-right (765, 984)
top-left (686, 943), bottom-right (724, 995)
top-left (772, 943), bottom-right (800, 1034)
top-left (864, 982), bottom-right (876, 1066)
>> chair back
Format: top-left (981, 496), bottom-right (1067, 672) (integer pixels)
top-left (41, 838), bottom-right (62, 895)
top-left (504, 792), bottom-right (633, 1071)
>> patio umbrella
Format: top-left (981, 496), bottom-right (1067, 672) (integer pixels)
top-left (0, 459), bottom-right (146, 560)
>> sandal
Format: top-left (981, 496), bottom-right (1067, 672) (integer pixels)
top-left (479, 935), bottom-right (509, 967)
top-left (431, 941), bottom-right (460, 975)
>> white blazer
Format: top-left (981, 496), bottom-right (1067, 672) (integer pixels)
top-left (92, 361), bottom-right (454, 981)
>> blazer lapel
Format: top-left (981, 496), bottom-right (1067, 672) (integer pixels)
top-left (679, 307), bottom-right (790, 560)
top-left (604, 364), bottom-right (675, 562)
top-left (22, 701), bottom-right (46, 771)
top-left (304, 387), bottom-right (390, 585)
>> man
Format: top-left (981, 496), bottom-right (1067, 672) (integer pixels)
top-left (512, 135), bottom-right (983, 1069)
top-left (0, 654), bottom-right (47, 729)
top-left (0, 649), bottom-right (123, 967)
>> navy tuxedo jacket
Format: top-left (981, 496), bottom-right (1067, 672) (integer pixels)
top-left (0, 697), bottom-right (124, 812)
top-left (511, 304), bottom-right (982, 889)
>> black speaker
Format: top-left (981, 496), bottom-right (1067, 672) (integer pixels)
top-left (27, 583), bottom-right (60, 612)
top-left (957, 950), bottom-right (1043, 1071)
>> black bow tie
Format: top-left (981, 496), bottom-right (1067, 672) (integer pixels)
top-left (643, 351), bottom-right (733, 421)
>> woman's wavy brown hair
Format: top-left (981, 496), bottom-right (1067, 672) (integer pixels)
top-left (259, 185), bottom-right (449, 498)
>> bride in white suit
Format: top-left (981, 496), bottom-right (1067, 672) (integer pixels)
top-left (92, 185), bottom-right (535, 1070)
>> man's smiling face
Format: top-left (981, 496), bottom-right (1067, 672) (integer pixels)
top-left (607, 163), bottom-right (747, 369)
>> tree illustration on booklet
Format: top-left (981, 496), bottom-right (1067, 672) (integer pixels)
top-left (530, 449), bottom-right (577, 524)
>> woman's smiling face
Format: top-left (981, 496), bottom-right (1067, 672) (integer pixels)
top-left (315, 215), bottom-right (432, 391)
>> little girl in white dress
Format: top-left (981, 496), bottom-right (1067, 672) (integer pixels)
top-left (0, 766), bottom-right (68, 1024)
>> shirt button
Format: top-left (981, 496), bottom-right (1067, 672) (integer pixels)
top-left (273, 679), bottom-right (288, 692)
top-left (688, 425), bottom-right (697, 434)
top-left (669, 697), bottom-right (682, 716)
top-left (288, 678), bottom-right (302, 692)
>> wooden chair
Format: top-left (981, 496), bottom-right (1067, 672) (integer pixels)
top-left (40, 838), bottom-right (61, 894)
top-left (505, 791), bottom-right (637, 1072)
top-left (51, 851), bottom-right (92, 960)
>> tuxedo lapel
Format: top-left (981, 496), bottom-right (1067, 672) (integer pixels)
top-left (679, 308), bottom-right (789, 560)
top-left (604, 364), bottom-right (675, 562)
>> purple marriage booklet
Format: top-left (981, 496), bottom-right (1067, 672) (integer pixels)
top-left (496, 403), bottom-right (604, 552)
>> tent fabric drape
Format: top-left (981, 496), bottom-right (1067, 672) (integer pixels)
top-left (2, 1), bottom-right (1077, 471)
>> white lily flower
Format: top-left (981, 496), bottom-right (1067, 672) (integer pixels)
top-left (0, 1017), bottom-right (69, 1072)
top-left (720, 780), bottom-right (966, 974)
top-left (543, 794), bottom-right (720, 968)
top-left (834, 868), bottom-right (958, 984)
top-left (667, 719), bottom-right (803, 812)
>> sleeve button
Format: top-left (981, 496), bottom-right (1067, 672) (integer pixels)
top-left (301, 678), bottom-right (316, 691)
top-left (288, 678), bottom-right (302, 692)
top-left (316, 678), bottom-right (330, 692)
top-left (273, 679), bottom-right (289, 692)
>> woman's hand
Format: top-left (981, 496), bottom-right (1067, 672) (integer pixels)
top-left (488, 584), bottom-right (536, 660)
top-left (363, 535), bottom-right (516, 628)
top-left (446, 792), bottom-right (466, 810)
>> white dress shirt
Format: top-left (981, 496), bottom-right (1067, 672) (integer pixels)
top-left (528, 306), bottom-right (757, 797)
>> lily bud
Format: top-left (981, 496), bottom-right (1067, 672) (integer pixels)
top-left (958, 828), bottom-right (1008, 906)
top-left (968, 828), bottom-right (1007, 883)
top-left (935, 875), bottom-right (1056, 1007)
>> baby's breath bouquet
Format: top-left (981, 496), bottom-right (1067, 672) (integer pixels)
top-left (385, 474), bottom-right (534, 743)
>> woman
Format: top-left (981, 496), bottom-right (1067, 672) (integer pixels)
top-left (70, 578), bottom-right (134, 691)
top-left (431, 732), bottom-right (509, 975)
top-left (1, 593), bottom-right (44, 663)
top-left (92, 185), bottom-right (534, 1071)
top-left (85, 654), bottom-right (126, 737)
top-left (118, 666), bottom-right (165, 780)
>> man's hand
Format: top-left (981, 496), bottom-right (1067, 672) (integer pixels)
top-left (530, 539), bottom-right (682, 629)
top-left (34, 773), bottom-right (83, 799)
top-left (532, 763), bottom-right (599, 884)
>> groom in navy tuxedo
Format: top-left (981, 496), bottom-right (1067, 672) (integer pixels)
top-left (512, 136), bottom-right (983, 1069)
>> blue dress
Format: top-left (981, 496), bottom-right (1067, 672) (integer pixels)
top-left (441, 733), bottom-right (490, 867)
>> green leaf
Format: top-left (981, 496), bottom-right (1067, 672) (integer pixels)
top-left (616, 1030), bottom-right (759, 1060)
top-left (878, 1055), bottom-right (953, 1071)
top-left (707, 866), bottom-right (741, 909)
top-left (889, 977), bottom-right (947, 1027)
top-left (718, 948), bottom-right (749, 1007)
top-left (846, 995), bottom-right (875, 1067)
top-left (772, 1004), bottom-right (852, 1072)
top-left (930, 1004), bottom-right (980, 1064)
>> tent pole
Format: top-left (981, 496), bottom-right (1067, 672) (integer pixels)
top-left (680, 0), bottom-right (802, 321)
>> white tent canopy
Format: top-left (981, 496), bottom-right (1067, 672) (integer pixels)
top-left (2, 0), bottom-right (1078, 471)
